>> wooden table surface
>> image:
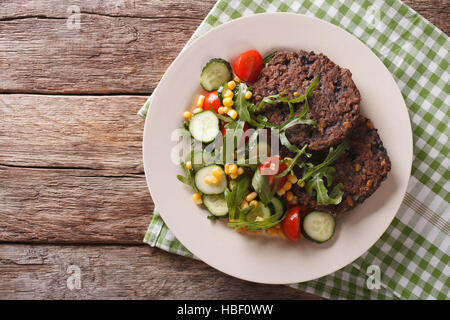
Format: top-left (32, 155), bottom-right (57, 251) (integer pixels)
top-left (0, 0), bottom-right (448, 300)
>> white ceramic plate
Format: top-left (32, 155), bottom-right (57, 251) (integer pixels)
top-left (143, 13), bottom-right (412, 284)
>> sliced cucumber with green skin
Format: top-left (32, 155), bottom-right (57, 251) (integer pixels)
top-left (301, 211), bottom-right (336, 243)
top-left (194, 165), bottom-right (227, 195)
top-left (203, 194), bottom-right (228, 217)
top-left (246, 202), bottom-right (271, 222)
top-left (268, 197), bottom-right (285, 216)
top-left (185, 151), bottom-right (215, 171)
top-left (200, 58), bottom-right (233, 91)
top-left (189, 110), bottom-right (220, 143)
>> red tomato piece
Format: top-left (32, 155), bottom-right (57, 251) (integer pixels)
top-left (258, 156), bottom-right (288, 191)
top-left (281, 206), bottom-right (301, 241)
top-left (204, 91), bottom-right (221, 113)
top-left (233, 50), bottom-right (264, 83)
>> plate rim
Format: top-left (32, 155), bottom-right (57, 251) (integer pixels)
top-left (143, 12), bottom-right (413, 284)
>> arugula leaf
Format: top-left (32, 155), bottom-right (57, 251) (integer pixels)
top-left (263, 50), bottom-right (277, 65)
top-left (251, 169), bottom-right (277, 205)
top-left (225, 175), bottom-right (251, 220)
top-left (298, 139), bottom-right (349, 184)
top-left (305, 167), bottom-right (344, 205)
top-left (177, 162), bottom-right (199, 193)
top-left (228, 208), bottom-right (286, 231)
top-left (275, 145), bottom-right (308, 178)
top-left (234, 83), bottom-right (265, 128)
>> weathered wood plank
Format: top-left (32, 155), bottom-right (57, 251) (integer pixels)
top-left (0, 95), bottom-right (145, 170)
top-left (0, 0), bottom-right (447, 94)
top-left (0, 0), bottom-right (216, 94)
top-left (0, 244), bottom-right (321, 299)
top-left (0, 166), bottom-right (151, 243)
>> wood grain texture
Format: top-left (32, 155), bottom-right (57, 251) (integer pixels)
top-left (0, 0), bottom-right (447, 94)
top-left (1, 0), bottom-right (448, 300)
top-left (0, 94), bottom-right (145, 170)
top-left (0, 244), bottom-right (321, 300)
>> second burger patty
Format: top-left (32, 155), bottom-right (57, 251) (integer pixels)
top-left (291, 117), bottom-right (392, 215)
top-left (253, 50), bottom-right (361, 151)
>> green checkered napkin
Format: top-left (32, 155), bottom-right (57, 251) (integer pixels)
top-left (140, 0), bottom-right (450, 299)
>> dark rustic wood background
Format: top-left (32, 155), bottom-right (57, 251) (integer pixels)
top-left (0, 0), bottom-right (448, 299)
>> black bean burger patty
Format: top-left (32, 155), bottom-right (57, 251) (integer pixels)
top-left (291, 117), bottom-right (391, 215)
top-left (253, 50), bottom-right (361, 151)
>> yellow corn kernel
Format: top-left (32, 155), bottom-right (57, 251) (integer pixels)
top-left (192, 193), bottom-right (202, 205)
top-left (288, 196), bottom-right (298, 205)
top-left (184, 111), bottom-right (192, 120)
top-left (204, 175), bottom-right (218, 185)
top-left (283, 181), bottom-right (293, 191)
top-left (249, 200), bottom-right (258, 209)
top-left (224, 164), bottom-right (231, 175)
top-left (227, 80), bottom-right (236, 90)
top-left (222, 106), bottom-right (231, 114)
top-left (218, 107), bottom-right (226, 114)
top-left (284, 157), bottom-right (293, 162)
top-left (286, 191), bottom-right (294, 202)
top-left (298, 180), bottom-right (306, 188)
top-left (233, 75), bottom-right (241, 83)
top-left (185, 161), bottom-right (193, 170)
top-left (245, 91), bottom-right (252, 100)
top-left (237, 167), bottom-right (245, 175)
top-left (229, 164), bottom-right (238, 175)
top-left (227, 109), bottom-right (238, 120)
top-left (240, 200), bottom-right (249, 209)
top-left (245, 192), bottom-right (258, 202)
top-left (224, 89), bottom-right (234, 99)
top-left (355, 163), bottom-right (361, 172)
top-left (287, 174), bottom-right (298, 184)
top-left (196, 95), bottom-right (205, 108)
top-left (255, 216), bottom-right (264, 222)
top-left (193, 107), bottom-right (203, 114)
top-left (223, 97), bottom-right (234, 108)
top-left (230, 172), bottom-right (238, 179)
top-left (293, 91), bottom-right (300, 97)
top-left (276, 188), bottom-right (286, 196)
top-left (211, 167), bottom-right (222, 180)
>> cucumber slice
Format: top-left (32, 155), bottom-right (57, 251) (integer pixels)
top-left (268, 197), bottom-right (285, 216)
top-left (203, 194), bottom-right (228, 217)
top-left (186, 151), bottom-right (215, 171)
top-left (189, 111), bottom-right (220, 143)
top-left (200, 58), bottom-right (233, 91)
top-left (194, 165), bottom-right (227, 195)
top-left (245, 202), bottom-right (271, 222)
top-left (301, 211), bottom-right (336, 243)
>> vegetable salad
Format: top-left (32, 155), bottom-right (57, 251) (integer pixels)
top-left (177, 50), bottom-right (348, 243)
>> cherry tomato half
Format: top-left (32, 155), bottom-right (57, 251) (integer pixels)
top-left (233, 50), bottom-right (264, 83)
top-left (281, 206), bottom-right (301, 241)
top-left (204, 91), bottom-right (221, 113)
top-left (258, 156), bottom-right (288, 191)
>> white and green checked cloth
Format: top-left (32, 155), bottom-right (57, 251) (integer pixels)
top-left (139, 0), bottom-right (449, 300)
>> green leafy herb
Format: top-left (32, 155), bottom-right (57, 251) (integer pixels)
top-left (298, 139), bottom-right (349, 184)
top-left (234, 83), bottom-right (265, 128)
top-left (275, 145), bottom-right (308, 178)
top-left (228, 209), bottom-right (286, 231)
top-left (263, 50), bottom-right (277, 65)
top-left (176, 162), bottom-right (199, 193)
top-left (305, 167), bottom-right (344, 205)
top-left (251, 169), bottom-right (277, 205)
top-left (225, 175), bottom-right (251, 220)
